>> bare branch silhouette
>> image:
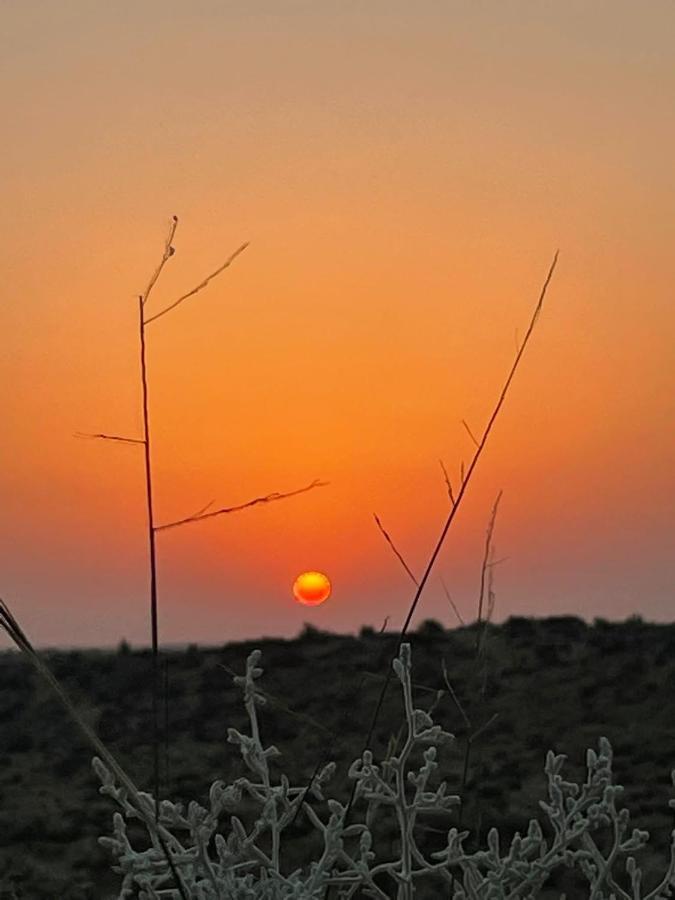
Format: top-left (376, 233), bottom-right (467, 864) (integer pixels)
top-left (440, 575), bottom-right (464, 625)
top-left (373, 513), bottom-right (418, 585)
top-left (155, 479), bottom-right (328, 532)
top-left (141, 216), bottom-right (178, 307)
top-left (438, 458), bottom-right (456, 506)
top-left (144, 241), bottom-right (249, 325)
top-left (86, 218), bottom-right (318, 826)
top-left (476, 490), bottom-right (503, 650)
top-left (462, 418), bottom-right (480, 448)
top-left (344, 251), bottom-right (559, 826)
top-left (75, 432), bottom-right (145, 446)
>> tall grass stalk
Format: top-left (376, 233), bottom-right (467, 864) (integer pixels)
top-left (353, 252), bottom-right (559, 798)
top-left (77, 217), bottom-right (326, 817)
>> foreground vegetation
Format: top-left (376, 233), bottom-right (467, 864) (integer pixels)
top-left (1, 615), bottom-right (674, 898)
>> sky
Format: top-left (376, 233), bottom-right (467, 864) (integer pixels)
top-left (1, 2), bottom-right (674, 648)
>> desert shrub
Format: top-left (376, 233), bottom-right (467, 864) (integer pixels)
top-left (416, 619), bottom-right (446, 639)
top-left (96, 644), bottom-right (675, 899)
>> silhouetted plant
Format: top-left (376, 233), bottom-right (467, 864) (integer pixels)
top-left (92, 644), bottom-right (675, 899)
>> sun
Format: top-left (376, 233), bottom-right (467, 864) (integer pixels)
top-left (293, 571), bottom-right (331, 606)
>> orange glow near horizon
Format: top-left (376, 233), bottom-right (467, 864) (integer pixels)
top-left (293, 572), bottom-right (331, 607)
top-left (1, 4), bottom-right (675, 648)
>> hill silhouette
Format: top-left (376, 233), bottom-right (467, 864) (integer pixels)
top-left (1, 615), bottom-right (673, 898)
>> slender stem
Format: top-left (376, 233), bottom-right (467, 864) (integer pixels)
top-left (139, 297), bottom-right (161, 821)
top-left (343, 252), bottom-right (558, 828)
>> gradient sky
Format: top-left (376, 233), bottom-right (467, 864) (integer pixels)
top-left (1, 2), bottom-right (674, 648)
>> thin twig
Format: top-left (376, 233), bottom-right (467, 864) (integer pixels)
top-left (155, 480), bottom-right (328, 532)
top-left (438, 459), bottom-right (456, 506)
top-left (344, 251), bottom-right (559, 825)
top-left (141, 216), bottom-right (178, 307)
top-left (373, 513), bottom-right (418, 585)
top-left (138, 298), bottom-right (161, 820)
top-left (144, 242), bottom-right (249, 325)
top-left (440, 576), bottom-right (464, 626)
top-left (75, 432), bottom-right (145, 446)
top-left (476, 490), bottom-right (503, 652)
top-left (461, 419), bottom-right (480, 449)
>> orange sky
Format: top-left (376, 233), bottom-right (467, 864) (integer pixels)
top-left (1, 2), bottom-right (674, 648)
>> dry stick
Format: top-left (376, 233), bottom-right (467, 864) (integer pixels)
top-left (135, 221), bottom-right (251, 826)
top-left (140, 215), bottom-right (178, 308)
top-left (138, 295), bottom-right (162, 821)
top-left (449, 493), bottom-right (503, 896)
top-left (440, 576), bottom-right (464, 626)
top-left (475, 490), bottom-right (503, 653)
top-left (74, 432), bottom-right (145, 445)
top-left (439, 459), bottom-right (456, 506)
top-left (143, 241), bottom-right (249, 325)
top-left (343, 251), bottom-right (559, 827)
top-left (372, 507), bottom-right (495, 864)
top-left (373, 513), bottom-right (419, 586)
top-left (461, 419), bottom-right (480, 449)
top-left (0, 599), bottom-right (190, 900)
top-left (155, 480), bottom-right (328, 532)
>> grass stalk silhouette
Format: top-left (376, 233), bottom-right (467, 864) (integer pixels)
top-left (343, 250), bottom-right (559, 829)
top-left (77, 216), bottom-right (326, 821)
top-left (0, 598), bottom-right (191, 900)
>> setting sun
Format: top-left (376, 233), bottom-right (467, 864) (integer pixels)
top-left (293, 571), bottom-right (331, 606)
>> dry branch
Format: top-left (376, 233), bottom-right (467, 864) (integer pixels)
top-left (141, 216), bottom-right (178, 307)
top-left (438, 458), bottom-right (456, 506)
top-left (345, 251), bottom-right (559, 824)
top-left (476, 490), bottom-right (503, 650)
top-left (440, 575), bottom-right (464, 625)
top-left (143, 241), bottom-right (249, 325)
top-left (75, 432), bottom-right (145, 445)
top-left (155, 479), bottom-right (328, 532)
top-left (372, 513), bottom-right (418, 585)
top-left (461, 418), bottom-right (480, 448)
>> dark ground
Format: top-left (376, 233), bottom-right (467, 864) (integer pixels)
top-left (1, 615), bottom-right (674, 898)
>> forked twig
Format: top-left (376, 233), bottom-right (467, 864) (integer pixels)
top-left (439, 459), bottom-right (456, 506)
top-left (344, 251), bottom-right (559, 824)
top-left (80, 218), bottom-right (313, 828)
top-left (143, 241), bottom-right (249, 325)
top-left (155, 480), bottom-right (328, 532)
top-left (141, 216), bottom-right (178, 307)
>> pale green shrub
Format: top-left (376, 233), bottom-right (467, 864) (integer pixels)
top-left (95, 644), bottom-right (675, 899)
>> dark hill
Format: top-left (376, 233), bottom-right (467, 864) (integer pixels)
top-left (1, 615), bottom-right (674, 898)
